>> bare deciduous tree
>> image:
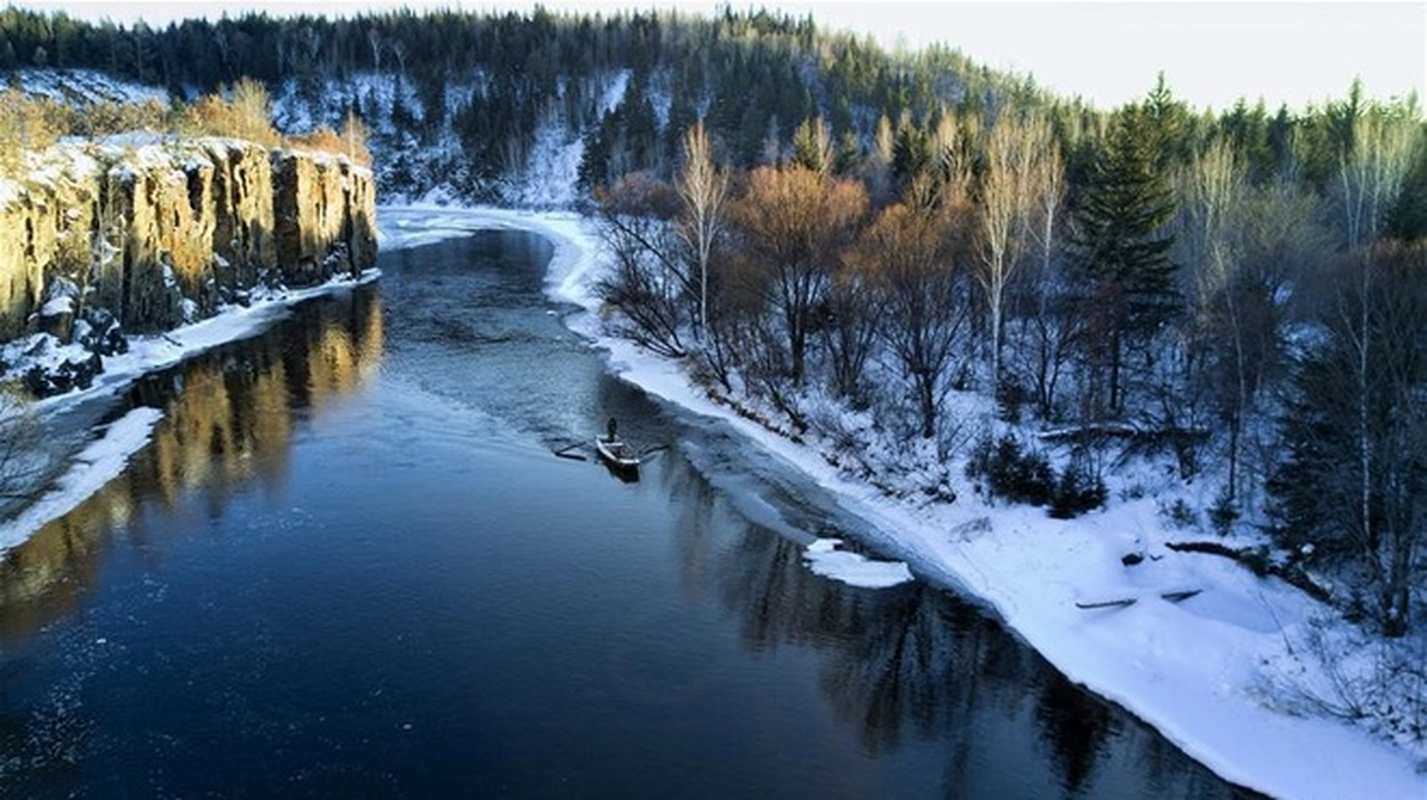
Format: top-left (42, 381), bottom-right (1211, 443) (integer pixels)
top-left (1179, 138), bottom-right (1250, 497)
top-left (1332, 91), bottom-right (1422, 613)
top-left (593, 172), bottom-right (691, 358)
top-left (853, 202), bottom-right (970, 440)
top-left (1275, 242), bottom-right (1426, 637)
top-left (1334, 86), bottom-right (1419, 252)
top-left (977, 110), bottom-right (1054, 393)
top-left (1007, 111), bottom-right (1071, 420)
top-left (730, 166), bottom-right (867, 387)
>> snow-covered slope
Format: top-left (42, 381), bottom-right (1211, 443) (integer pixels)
top-left (13, 68), bottom-right (168, 106)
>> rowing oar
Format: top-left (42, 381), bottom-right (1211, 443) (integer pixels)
top-left (553, 440), bottom-right (588, 461)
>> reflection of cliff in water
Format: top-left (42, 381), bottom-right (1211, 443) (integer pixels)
top-left (0, 288), bottom-right (383, 646)
top-left (652, 450), bottom-right (1255, 798)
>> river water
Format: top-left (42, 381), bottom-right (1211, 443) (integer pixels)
top-left (0, 230), bottom-right (1254, 798)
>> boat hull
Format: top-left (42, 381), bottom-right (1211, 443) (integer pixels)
top-left (595, 437), bottom-right (641, 471)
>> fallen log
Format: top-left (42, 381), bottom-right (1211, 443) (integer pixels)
top-left (1075, 597), bottom-right (1138, 610)
top-left (1165, 540), bottom-right (1332, 604)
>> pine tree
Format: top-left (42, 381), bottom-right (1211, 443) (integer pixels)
top-left (1067, 104), bottom-right (1178, 417)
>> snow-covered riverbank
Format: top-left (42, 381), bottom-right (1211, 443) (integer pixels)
top-left (378, 203), bottom-right (1424, 800)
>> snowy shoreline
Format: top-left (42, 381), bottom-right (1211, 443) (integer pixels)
top-left (380, 203), bottom-right (1423, 800)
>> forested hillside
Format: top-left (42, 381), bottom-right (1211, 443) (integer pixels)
top-left (0, 5), bottom-right (1038, 202)
top-left (1, 4), bottom-right (1424, 688)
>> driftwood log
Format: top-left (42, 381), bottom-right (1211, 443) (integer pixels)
top-left (1165, 540), bottom-right (1332, 603)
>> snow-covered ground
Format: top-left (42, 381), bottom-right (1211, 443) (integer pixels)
top-left (12, 68), bottom-right (169, 107)
top-left (377, 203), bottom-right (1425, 800)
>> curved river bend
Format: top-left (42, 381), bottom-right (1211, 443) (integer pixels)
top-left (0, 230), bottom-right (1256, 798)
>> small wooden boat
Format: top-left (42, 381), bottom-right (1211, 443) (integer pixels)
top-left (595, 435), bottom-right (641, 472)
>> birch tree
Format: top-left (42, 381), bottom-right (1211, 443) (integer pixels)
top-left (1272, 242), bottom-right (1426, 637)
top-left (1023, 111), bottom-right (1069, 419)
top-left (1333, 90), bottom-right (1421, 624)
top-left (1334, 85), bottom-right (1419, 252)
top-left (1181, 139), bottom-right (1250, 498)
top-left (675, 120), bottom-right (729, 337)
top-left (977, 110), bottom-right (1053, 394)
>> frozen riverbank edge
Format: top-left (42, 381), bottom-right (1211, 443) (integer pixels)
top-left (379, 204), bottom-right (1423, 800)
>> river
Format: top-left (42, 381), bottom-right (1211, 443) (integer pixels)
top-left (0, 229), bottom-right (1255, 798)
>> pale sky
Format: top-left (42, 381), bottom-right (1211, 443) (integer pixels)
top-left (15, 1), bottom-right (1426, 112)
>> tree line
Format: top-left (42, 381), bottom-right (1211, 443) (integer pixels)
top-left (594, 78), bottom-right (1425, 641)
top-left (0, 6), bottom-right (1033, 199)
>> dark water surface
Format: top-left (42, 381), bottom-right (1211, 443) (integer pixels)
top-left (0, 231), bottom-right (1252, 798)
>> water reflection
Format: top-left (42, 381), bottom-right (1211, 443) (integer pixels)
top-left (0, 288), bottom-right (382, 649)
top-left (654, 445), bottom-right (1255, 797)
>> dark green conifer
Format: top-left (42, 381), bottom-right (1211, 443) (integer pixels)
top-left (1067, 103), bottom-right (1178, 416)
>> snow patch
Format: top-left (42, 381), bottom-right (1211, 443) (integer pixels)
top-left (14, 69), bottom-right (168, 107)
top-left (0, 406), bottom-right (163, 553)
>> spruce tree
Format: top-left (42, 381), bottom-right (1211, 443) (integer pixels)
top-left (1067, 103), bottom-right (1178, 416)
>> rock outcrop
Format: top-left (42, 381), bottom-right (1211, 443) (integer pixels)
top-left (0, 137), bottom-right (377, 394)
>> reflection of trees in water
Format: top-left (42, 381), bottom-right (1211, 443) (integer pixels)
top-left (687, 489), bottom-right (1250, 798)
top-left (1034, 670), bottom-right (1118, 794)
top-left (0, 288), bottom-right (383, 649)
top-left (657, 444), bottom-right (724, 606)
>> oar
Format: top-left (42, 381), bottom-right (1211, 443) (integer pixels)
top-left (553, 440), bottom-right (588, 461)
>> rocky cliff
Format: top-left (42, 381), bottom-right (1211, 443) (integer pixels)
top-left (0, 137), bottom-right (377, 394)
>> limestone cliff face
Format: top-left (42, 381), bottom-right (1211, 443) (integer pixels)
top-left (0, 138), bottom-right (377, 344)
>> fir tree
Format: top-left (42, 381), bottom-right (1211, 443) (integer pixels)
top-left (1067, 103), bottom-right (1178, 416)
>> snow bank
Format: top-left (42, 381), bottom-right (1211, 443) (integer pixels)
top-left (0, 406), bottom-right (163, 552)
top-left (374, 204), bottom-right (1425, 800)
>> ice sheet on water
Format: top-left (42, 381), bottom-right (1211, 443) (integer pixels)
top-left (804, 538), bottom-right (912, 589)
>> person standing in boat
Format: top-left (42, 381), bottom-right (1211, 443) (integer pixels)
top-left (606, 417), bottom-right (618, 442)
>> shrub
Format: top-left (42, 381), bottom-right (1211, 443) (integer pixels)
top-left (967, 433), bottom-right (1055, 506)
top-left (1049, 457), bottom-right (1107, 518)
top-left (287, 111), bottom-right (373, 166)
top-left (1162, 497), bottom-right (1198, 529)
top-left (1209, 486), bottom-right (1239, 536)
top-left (177, 79), bottom-right (282, 147)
